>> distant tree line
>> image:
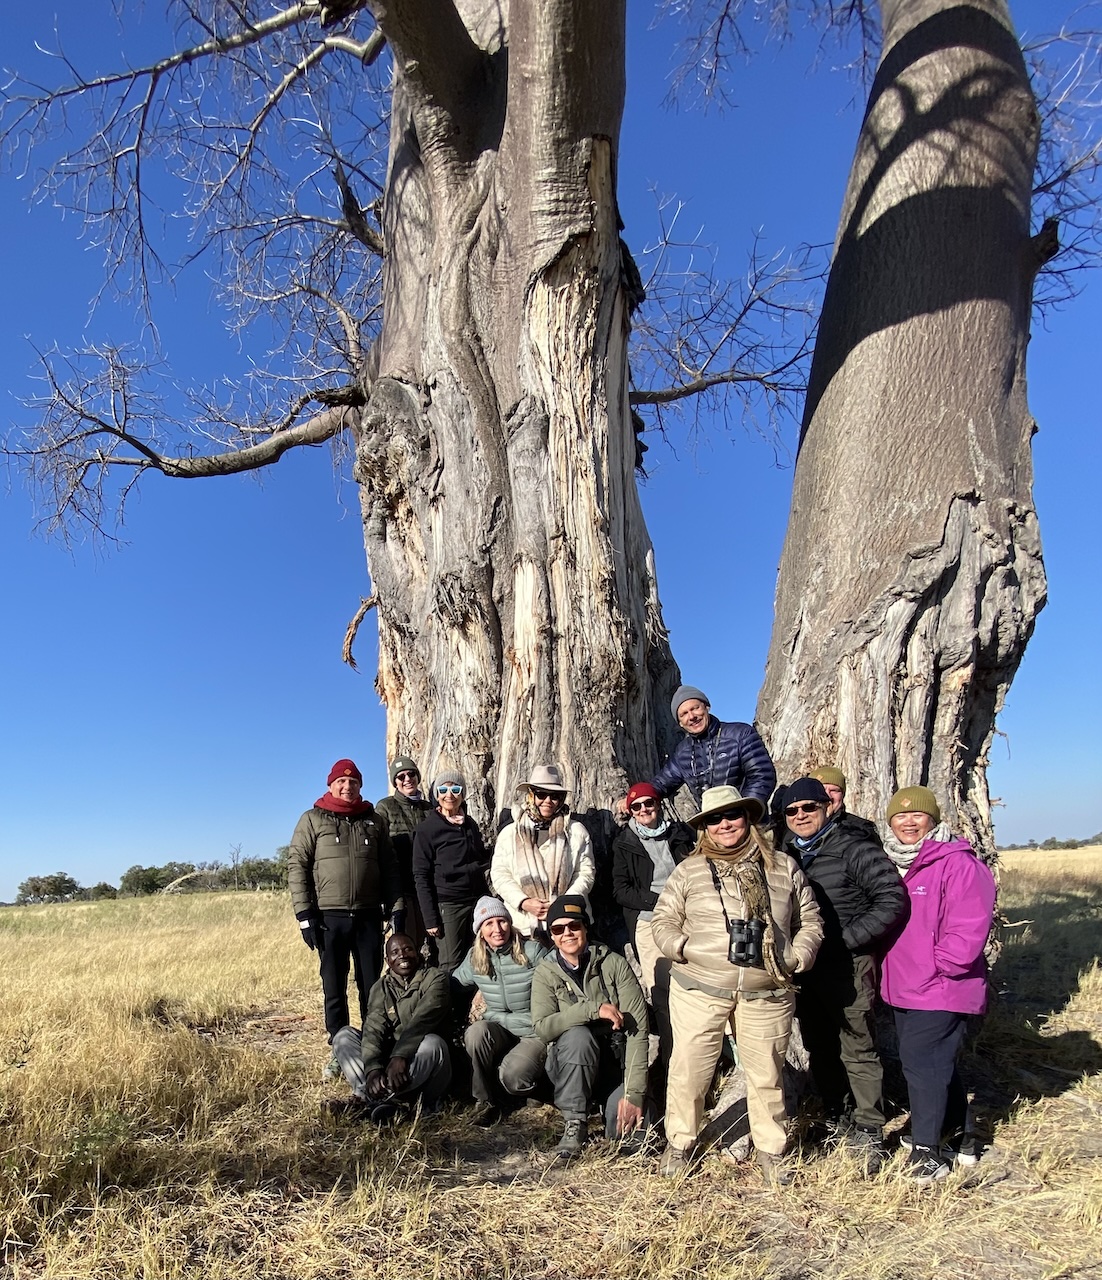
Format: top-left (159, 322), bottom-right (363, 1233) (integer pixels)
top-left (999, 831), bottom-right (1102, 852)
top-left (14, 848), bottom-right (289, 904)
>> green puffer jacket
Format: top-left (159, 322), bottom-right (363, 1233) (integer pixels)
top-left (453, 938), bottom-right (548, 1038)
top-left (530, 944), bottom-right (649, 1108)
top-left (288, 804), bottom-right (402, 916)
top-left (376, 793), bottom-right (432, 895)
top-left (360, 966), bottom-right (451, 1074)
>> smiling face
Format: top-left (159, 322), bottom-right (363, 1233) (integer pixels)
top-left (530, 787), bottom-right (565, 820)
top-left (785, 800), bottom-right (829, 839)
top-left (889, 810), bottom-right (936, 846)
top-left (629, 796), bottom-right (660, 829)
top-left (676, 698), bottom-right (710, 735)
top-left (436, 784), bottom-right (464, 816)
top-left (549, 918), bottom-right (587, 963)
top-left (394, 768), bottom-right (421, 798)
top-left (385, 933), bottom-right (420, 979)
top-left (704, 808), bottom-right (750, 849)
top-left (329, 775), bottom-right (362, 803)
top-left (480, 916), bottom-right (512, 950)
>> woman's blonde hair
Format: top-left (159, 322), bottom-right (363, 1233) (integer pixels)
top-left (472, 927), bottom-right (529, 976)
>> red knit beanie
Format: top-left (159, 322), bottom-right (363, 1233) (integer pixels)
top-left (626, 782), bottom-right (661, 808)
top-left (327, 759), bottom-right (363, 786)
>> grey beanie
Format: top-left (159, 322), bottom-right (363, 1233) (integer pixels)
top-left (432, 768), bottom-right (466, 793)
top-left (472, 896), bottom-right (510, 932)
top-left (671, 685), bottom-right (710, 720)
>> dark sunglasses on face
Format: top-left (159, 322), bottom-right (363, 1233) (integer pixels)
top-left (550, 921), bottom-right (584, 936)
top-left (630, 799), bottom-right (657, 812)
top-left (785, 802), bottom-right (824, 816)
top-left (532, 788), bottom-right (563, 801)
top-left (395, 770), bottom-right (419, 783)
top-left (705, 809), bottom-right (747, 827)
top-left (437, 784), bottom-right (464, 796)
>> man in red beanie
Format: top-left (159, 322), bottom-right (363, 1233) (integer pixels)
top-left (288, 759), bottom-right (403, 1057)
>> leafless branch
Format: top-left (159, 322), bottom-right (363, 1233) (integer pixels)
top-left (342, 594), bottom-right (378, 669)
top-left (1023, 12), bottom-right (1102, 309)
top-left (628, 195), bottom-right (822, 455)
top-left (3, 345), bottom-right (363, 542)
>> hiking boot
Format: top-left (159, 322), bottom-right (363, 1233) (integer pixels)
top-left (659, 1145), bottom-right (690, 1177)
top-left (470, 1101), bottom-right (501, 1128)
top-left (907, 1146), bottom-right (951, 1185)
top-left (847, 1125), bottom-right (886, 1175)
top-left (321, 1057), bottom-right (343, 1083)
top-left (554, 1117), bottom-right (588, 1160)
top-left (756, 1151), bottom-right (794, 1186)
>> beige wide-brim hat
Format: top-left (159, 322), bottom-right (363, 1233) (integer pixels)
top-left (689, 784), bottom-right (765, 829)
top-left (518, 764), bottom-right (570, 795)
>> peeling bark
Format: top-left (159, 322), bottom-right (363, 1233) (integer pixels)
top-left (357, 0), bottom-right (679, 823)
top-left (758, 0), bottom-right (1047, 856)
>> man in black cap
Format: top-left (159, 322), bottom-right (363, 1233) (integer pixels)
top-left (376, 756), bottom-right (433, 949)
top-left (530, 895), bottom-right (651, 1159)
top-left (783, 777), bottom-right (907, 1171)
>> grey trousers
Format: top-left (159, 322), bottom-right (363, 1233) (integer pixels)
top-left (331, 1026), bottom-right (452, 1109)
top-left (545, 1025), bottom-right (627, 1136)
top-left (462, 1020), bottom-right (547, 1104)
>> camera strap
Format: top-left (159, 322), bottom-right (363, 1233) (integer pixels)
top-left (707, 859), bottom-right (736, 931)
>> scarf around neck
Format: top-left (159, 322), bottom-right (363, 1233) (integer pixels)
top-left (513, 805), bottom-right (574, 906)
top-left (314, 793), bottom-right (375, 816)
top-left (883, 819), bottom-right (953, 872)
top-left (631, 814), bottom-right (671, 841)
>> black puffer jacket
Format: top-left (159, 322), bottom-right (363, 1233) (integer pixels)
top-left (376, 792), bottom-right (433, 897)
top-left (412, 810), bottom-right (489, 931)
top-left (611, 821), bottom-right (697, 948)
top-left (788, 821), bottom-right (906, 967)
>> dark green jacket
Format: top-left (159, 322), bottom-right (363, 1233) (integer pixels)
top-left (531, 943), bottom-right (649, 1107)
top-left (376, 792), bottom-right (433, 895)
top-left (360, 966), bottom-right (451, 1074)
top-left (288, 804), bottom-right (402, 916)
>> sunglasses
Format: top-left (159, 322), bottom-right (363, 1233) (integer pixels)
top-left (395, 770), bottom-right (420, 783)
top-left (704, 809), bottom-right (747, 826)
top-left (785, 802), bottom-right (824, 816)
top-left (437, 784), bottom-right (464, 796)
top-left (549, 921), bottom-right (585, 936)
top-left (630, 799), bottom-right (657, 812)
top-left (532, 788), bottom-right (564, 801)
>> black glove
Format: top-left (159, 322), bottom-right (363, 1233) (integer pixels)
top-left (296, 910), bottom-right (325, 952)
top-left (389, 909), bottom-right (407, 936)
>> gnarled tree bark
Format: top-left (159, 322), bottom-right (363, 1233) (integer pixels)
top-left (358, 0), bottom-right (680, 822)
top-left (758, 0), bottom-right (1048, 855)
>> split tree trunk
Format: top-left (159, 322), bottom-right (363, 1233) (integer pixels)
top-left (758, 0), bottom-right (1048, 855)
top-left (356, 0), bottom-right (679, 823)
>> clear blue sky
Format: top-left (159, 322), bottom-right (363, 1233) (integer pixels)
top-left (1, 2), bottom-right (1098, 901)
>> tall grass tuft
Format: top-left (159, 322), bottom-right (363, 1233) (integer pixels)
top-left (1, 860), bottom-right (1099, 1279)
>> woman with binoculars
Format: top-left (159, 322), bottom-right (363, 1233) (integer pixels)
top-left (651, 785), bottom-right (823, 1183)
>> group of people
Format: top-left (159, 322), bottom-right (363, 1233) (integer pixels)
top-left (287, 684), bottom-right (996, 1186)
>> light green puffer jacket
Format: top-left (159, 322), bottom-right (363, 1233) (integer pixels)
top-left (453, 938), bottom-right (548, 1038)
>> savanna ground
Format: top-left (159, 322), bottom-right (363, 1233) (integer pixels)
top-left (1, 849), bottom-right (1099, 1279)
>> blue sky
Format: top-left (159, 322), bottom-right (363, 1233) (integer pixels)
top-left (1, 2), bottom-right (1098, 901)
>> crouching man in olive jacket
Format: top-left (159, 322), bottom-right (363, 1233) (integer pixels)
top-left (331, 934), bottom-right (452, 1123)
top-left (531, 895), bottom-right (651, 1160)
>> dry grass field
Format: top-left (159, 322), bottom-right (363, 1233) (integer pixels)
top-left (1, 850), bottom-right (1100, 1280)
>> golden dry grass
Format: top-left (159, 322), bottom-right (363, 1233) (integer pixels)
top-left (1, 863), bottom-right (1100, 1280)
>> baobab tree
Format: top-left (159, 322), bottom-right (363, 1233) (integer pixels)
top-left (758, 0), bottom-right (1081, 855)
top-left (2, 0), bottom-right (1093, 840)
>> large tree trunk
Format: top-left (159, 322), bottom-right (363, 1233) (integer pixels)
top-left (356, 0), bottom-right (679, 823)
top-left (758, 0), bottom-right (1048, 855)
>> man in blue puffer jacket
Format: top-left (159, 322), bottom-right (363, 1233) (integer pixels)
top-left (651, 685), bottom-right (777, 811)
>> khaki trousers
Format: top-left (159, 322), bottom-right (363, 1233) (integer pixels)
top-left (665, 978), bottom-right (794, 1156)
top-left (633, 920), bottom-right (673, 1062)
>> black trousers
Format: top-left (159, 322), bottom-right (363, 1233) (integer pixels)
top-left (426, 900), bottom-right (475, 975)
top-left (797, 952), bottom-right (885, 1130)
top-left (892, 1006), bottom-right (969, 1149)
top-left (318, 910), bottom-right (382, 1039)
